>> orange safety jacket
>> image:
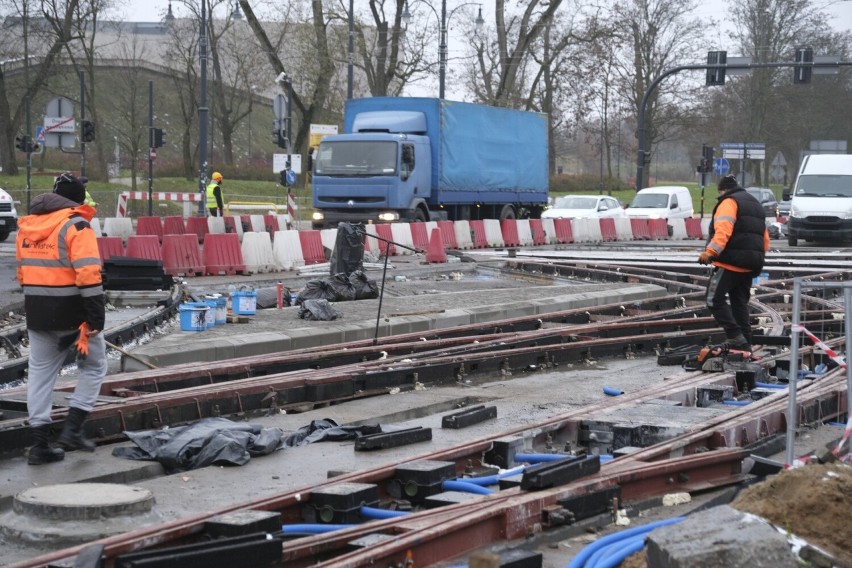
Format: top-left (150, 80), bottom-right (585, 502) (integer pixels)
top-left (16, 193), bottom-right (105, 331)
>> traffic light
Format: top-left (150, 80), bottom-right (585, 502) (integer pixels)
top-left (706, 51), bottom-right (727, 86)
top-left (81, 120), bottom-right (96, 142)
top-left (794, 47), bottom-right (813, 84)
top-left (14, 135), bottom-right (38, 153)
top-left (274, 129), bottom-right (288, 149)
top-left (151, 128), bottom-right (166, 148)
top-left (702, 144), bottom-right (714, 172)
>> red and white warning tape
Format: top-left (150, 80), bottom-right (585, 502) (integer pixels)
top-left (791, 324), bottom-right (847, 369)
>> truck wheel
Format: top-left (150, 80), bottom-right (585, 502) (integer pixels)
top-left (499, 205), bottom-right (516, 220)
top-left (788, 235), bottom-right (797, 247)
top-left (0, 229), bottom-right (9, 242)
top-left (413, 208), bottom-right (427, 223)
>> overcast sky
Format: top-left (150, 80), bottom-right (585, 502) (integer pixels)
top-left (117, 0), bottom-right (852, 100)
top-left (120, 0), bottom-right (852, 33)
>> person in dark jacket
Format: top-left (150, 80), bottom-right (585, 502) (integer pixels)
top-left (698, 174), bottom-right (770, 351)
top-left (16, 172), bottom-right (107, 465)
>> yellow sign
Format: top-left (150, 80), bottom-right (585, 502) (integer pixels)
top-left (309, 124), bottom-right (338, 151)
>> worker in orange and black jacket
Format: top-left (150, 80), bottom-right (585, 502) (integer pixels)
top-left (698, 174), bottom-right (770, 352)
top-left (16, 172), bottom-right (107, 465)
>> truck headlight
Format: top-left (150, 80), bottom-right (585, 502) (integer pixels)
top-left (378, 211), bottom-right (400, 222)
top-left (312, 211), bottom-right (324, 221)
top-left (790, 204), bottom-right (801, 218)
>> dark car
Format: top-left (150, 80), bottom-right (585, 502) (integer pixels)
top-left (776, 199), bottom-right (791, 217)
top-left (746, 187), bottom-right (779, 217)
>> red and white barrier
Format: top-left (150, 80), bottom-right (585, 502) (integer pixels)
top-left (272, 230), bottom-right (305, 270)
top-left (115, 191), bottom-right (203, 218)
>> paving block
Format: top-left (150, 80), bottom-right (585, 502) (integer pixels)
top-left (646, 505), bottom-right (798, 567)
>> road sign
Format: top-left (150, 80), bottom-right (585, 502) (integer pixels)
top-left (149, 148), bottom-right (157, 160)
top-left (44, 116), bottom-right (75, 133)
top-left (273, 94), bottom-right (287, 120)
top-left (714, 158), bottom-right (730, 176)
top-left (46, 96), bottom-right (74, 118)
top-left (35, 126), bottom-right (45, 144)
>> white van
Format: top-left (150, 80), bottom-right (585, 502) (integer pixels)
top-left (625, 186), bottom-right (693, 219)
top-left (787, 154), bottom-right (852, 247)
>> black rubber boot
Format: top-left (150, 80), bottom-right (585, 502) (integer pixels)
top-left (28, 424), bottom-right (65, 465)
top-left (57, 407), bottom-right (96, 452)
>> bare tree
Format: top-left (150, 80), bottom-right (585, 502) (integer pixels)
top-left (609, 0), bottom-right (707, 189)
top-left (727, 0), bottom-right (840, 184)
top-left (0, 0), bottom-right (80, 175)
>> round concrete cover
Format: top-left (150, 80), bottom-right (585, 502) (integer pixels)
top-left (14, 483), bottom-right (154, 521)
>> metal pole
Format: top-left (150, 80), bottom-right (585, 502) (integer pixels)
top-left (25, 97), bottom-right (32, 211)
top-left (148, 80), bottom-right (154, 216)
top-left (845, 287), bottom-right (852, 421)
top-left (347, 0), bottom-right (354, 99)
top-left (197, 0), bottom-right (209, 216)
top-left (785, 278), bottom-right (802, 467)
top-left (80, 70), bottom-right (86, 177)
top-left (439, 0), bottom-right (447, 99)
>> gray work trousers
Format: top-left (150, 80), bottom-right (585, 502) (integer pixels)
top-left (27, 329), bottom-right (107, 427)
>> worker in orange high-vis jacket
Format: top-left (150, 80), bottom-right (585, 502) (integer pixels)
top-left (16, 172), bottom-right (107, 465)
top-left (698, 174), bottom-right (770, 352)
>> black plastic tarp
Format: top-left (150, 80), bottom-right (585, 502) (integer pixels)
top-left (298, 299), bottom-right (342, 321)
top-left (111, 417), bottom-right (283, 473)
top-left (112, 417), bottom-right (381, 473)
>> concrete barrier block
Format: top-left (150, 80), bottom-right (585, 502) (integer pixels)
top-left (102, 217), bottom-right (134, 244)
top-left (272, 230), bottom-right (305, 271)
top-left (646, 505), bottom-right (798, 568)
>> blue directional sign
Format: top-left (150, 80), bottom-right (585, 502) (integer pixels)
top-left (714, 158), bottom-right (730, 176)
top-left (35, 126), bottom-right (45, 144)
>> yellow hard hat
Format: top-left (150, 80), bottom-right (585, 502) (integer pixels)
top-left (212, 172), bottom-right (223, 182)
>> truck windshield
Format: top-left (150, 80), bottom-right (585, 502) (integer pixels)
top-left (630, 194), bottom-right (668, 208)
top-left (315, 141), bottom-right (398, 176)
top-left (795, 175), bottom-right (852, 197)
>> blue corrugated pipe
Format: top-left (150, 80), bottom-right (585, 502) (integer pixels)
top-left (585, 534), bottom-right (646, 568)
top-left (360, 505), bottom-right (410, 519)
top-left (515, 453), bottom-right (613, 464)
top-left (281, 523), bottom-right (356, 534)
top-left (566, 516), bottom-right (685, 568)
top-left (515, 452), bottom-right (573, 463)
top-left (456, 465), bottom-right (526, 486)
top-left (442, 479), bottom-right (493, 495)
top-left (755, 381), bottom-right (787, 389)
top-left (723, 399), bottom-right (751, 406)
top-left (603, 386), bottom-right (624, 396)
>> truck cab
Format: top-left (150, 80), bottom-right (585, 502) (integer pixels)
top-left (311, 115), bottom-right (432, 229)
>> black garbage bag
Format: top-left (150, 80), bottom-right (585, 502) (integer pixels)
top-left (111, 417), bottom-right (283, 473)
top-left (298, 298), bottom-right (342, 321)
top-left (349, 270), bottom-right (379, 300)
top-left (327, 273), bottom-right (357, 302)
top-left (255, 285), bottom-right (292, 309)
top-left (329, 223), bottom-right (365, 277)
top-left (295, 279), bottom-right (336, 305)
top-left (282, 418), bottom-right (382, 447)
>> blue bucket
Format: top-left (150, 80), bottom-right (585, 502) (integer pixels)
top-left (179, 302), bottom-right (209, 332)
top-left (207, 296), bottom-right (227, 325)
top-left (201, 300), bottom-right (217, 328)
top-left (232, 290), bottom-right (257, 315)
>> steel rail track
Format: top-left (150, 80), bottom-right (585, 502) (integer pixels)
top-left (5, 261), bottom-right (850, 567)
top-left (0, 285), bottom-right (182, 386)
top-left (15, 358), bottom-right (847, 568)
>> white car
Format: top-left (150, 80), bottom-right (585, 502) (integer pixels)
top-left (541, 195), bottom-right (626, 220)
top-left (0, 187), bottom-right (18, 242)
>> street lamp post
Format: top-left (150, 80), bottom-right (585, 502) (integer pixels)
top-left (197, 0), bottom-right (209, 216)
top-left (403, 0), bottom-right (484, 99)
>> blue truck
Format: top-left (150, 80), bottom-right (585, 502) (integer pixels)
top-left (311, 97), bottom-right (549, 229)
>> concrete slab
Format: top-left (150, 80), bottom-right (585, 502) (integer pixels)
top-left (646, 505), bottom-right (798, 567)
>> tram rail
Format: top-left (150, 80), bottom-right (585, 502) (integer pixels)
top-left (2, 258), bottom-right (850, 568)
